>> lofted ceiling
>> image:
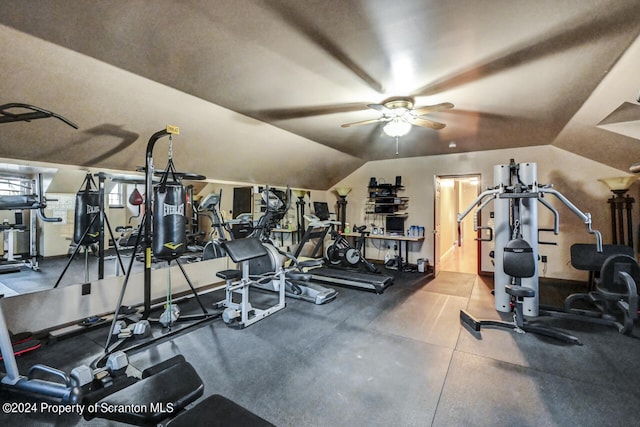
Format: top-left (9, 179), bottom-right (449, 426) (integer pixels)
top-left (0, 0), bottom-right (640, 190)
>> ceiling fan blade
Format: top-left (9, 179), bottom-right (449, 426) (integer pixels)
top-left (412, 102), bottom-right (454, 116)
top-left (411, 4), bottom-right (637, 97)
top-left (407, 116), bottom-right (446, 130)
top-left (367, 103), bottom-right (392, 115)
top-left (341, 117), bottom-right (389, 128)
top-left (250, 102), bottom-right (371, 121)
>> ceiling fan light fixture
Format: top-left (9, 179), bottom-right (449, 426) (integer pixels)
top-left (383, 118), bottom-right (412, 137)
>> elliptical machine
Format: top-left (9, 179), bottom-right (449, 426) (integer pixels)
top-left (199, 190), bottom-right (230, 260)
top-left (325, 223), bottom-right (379, 274)
top-left (247, 187), bottom-right (338, 305)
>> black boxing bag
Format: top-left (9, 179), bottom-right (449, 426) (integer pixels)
top-left (74, 190), bottom-right (100, 245)
top-left (153, 183), bottom-right (186, 260)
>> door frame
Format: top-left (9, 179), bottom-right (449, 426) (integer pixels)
top-left (434, 173), bottom-right (482, 275)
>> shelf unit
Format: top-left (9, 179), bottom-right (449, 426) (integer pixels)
top-left (366, 184), bottom-right (408, 215)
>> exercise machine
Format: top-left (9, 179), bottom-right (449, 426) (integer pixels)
top-left (0, 103), bottom-right (77, 273)
top-left (457, 159), bottom-right (604, 343)
top-left (546, 246), bottom-right (638, 334)
top-left (325, 223), bottom-right (378, 273)
top-left (200, 190), bottom-right (231, 259)
top-left (0, 296), bottom-right (81, 403)
top-left (249, 239), bottom-right (337, 305)
top-left (0, 174), bottom-right (63, 273)
top-left (295, 204), bottom-right (393, 294)
top-left (247, 188), bottom-right (338, 304)
top-left (215, 237), bottom-right (287, 328)
top-left (203, 187), bottom-right (338, 305)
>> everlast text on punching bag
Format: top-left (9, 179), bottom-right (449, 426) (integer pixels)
top-left (74, 189), bottom-right (100, 245)
top-left (153, 183), bottom-right (186, 260)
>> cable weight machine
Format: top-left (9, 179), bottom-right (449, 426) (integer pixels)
top-left (457, 159), bottom-right (602, 338)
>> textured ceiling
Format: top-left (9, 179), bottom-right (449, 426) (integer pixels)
top-left (0, 0), bottom-right (640, 189)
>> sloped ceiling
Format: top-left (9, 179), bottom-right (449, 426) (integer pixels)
top-left (0, 0), bottom-right (640, 190)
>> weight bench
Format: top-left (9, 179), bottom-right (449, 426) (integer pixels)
top-left (166, 394), bottom-right (275, 427)
top-left (85, 356), bottom-right (203, 425)
top-left (215, 238), bottom-right (286, 328)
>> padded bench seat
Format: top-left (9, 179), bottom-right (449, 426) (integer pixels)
top-left (166, 394), bottom-right (275, 427)
top-left (216, 269), bottom-right (241, 281)
top-left (89, 360), bottom-right (204, 425)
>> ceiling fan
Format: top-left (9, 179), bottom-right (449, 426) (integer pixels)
top-left (340, 96), bottom-right (454, 137)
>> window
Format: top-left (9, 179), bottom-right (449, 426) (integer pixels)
top-left (108, 183), bottom-right (123, 207)
top-left (0, 177), bottom-right (27, 195)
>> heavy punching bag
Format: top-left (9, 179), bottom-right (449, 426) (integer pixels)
top-left (74, 188), bottom-right (101, 245)
top-left (153, 182), bottom-right (187, 260)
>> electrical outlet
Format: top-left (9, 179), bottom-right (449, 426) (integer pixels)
top-left (541, 255), bottom-right (547, 263)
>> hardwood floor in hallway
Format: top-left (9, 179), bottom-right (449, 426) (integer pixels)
top-left (440, 242), bottom-right (478, 274)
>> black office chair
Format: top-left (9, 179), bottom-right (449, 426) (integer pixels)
top-left (563, 254), bottom-right (639, 334)
top-left (461, 238), bottom-right (582, 345)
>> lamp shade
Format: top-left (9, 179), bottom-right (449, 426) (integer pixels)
top-left (293, 189), bottom-right (307, 198)
top-left (383, 118), bottom-right (412, 137)
top-left (598, 176), bottom-right (639, 191)
top-left (335, 187), bottom-right (352, 197)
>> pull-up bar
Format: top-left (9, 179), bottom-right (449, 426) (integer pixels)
top-left (0, 103), bottom-right (78, 129)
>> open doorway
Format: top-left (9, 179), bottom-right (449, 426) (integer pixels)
top-left (435, 174), bottom-right (481, 274)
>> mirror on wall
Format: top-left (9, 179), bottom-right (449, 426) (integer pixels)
top-left (0, 159), bottom-right (316, 296)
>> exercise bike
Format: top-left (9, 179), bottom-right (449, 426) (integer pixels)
top-left (325, 224), bottom-right (378, 274)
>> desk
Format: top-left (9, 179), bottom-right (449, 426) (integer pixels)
top-left (343, 232), bottom-right (425, 269)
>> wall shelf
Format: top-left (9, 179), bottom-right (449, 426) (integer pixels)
top-left (367, 184), bottom-right (408, 214)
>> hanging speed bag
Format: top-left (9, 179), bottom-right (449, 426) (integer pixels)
top-left (153, 183), bottom-right (187, 260)
top-left (73, 190), bottom-right (101, 245)
top-left (129, 188), bottom-right (144, 206)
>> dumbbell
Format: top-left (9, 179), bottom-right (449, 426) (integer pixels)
top-left (112, 320), bottom-right (151, 339)
top-left (70, 350), bottom-right (130, 388)
top-left (159, 304), bottom-right (180, 328)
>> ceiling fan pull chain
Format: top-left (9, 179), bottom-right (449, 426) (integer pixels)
top-left (395, 136), bottom-right (399, 155)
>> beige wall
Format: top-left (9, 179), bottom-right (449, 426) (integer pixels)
top-left (332, 145), bottom-right (633, 281)
top-left (439, 180), bottom-right (456, 260)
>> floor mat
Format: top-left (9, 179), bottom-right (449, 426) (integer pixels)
top-left (0, 281), bottom-right (18, 297)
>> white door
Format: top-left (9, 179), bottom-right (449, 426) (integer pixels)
top-left (433, 176), bottom-right (441, 275)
